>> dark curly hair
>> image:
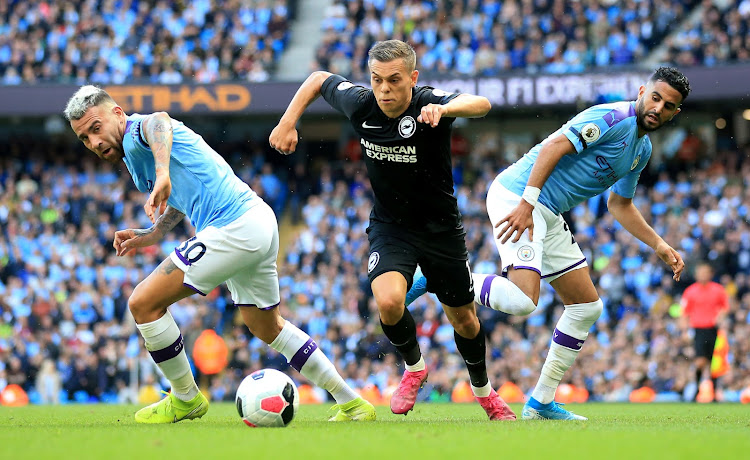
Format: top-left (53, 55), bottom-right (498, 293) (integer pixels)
top-left (649, 67), bottom-right (691, 103)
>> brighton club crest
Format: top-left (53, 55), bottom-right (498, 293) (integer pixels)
top-left (398, 116), bottom-right (416, 138)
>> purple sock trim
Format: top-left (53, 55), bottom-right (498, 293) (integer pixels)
top-left (552, 328), bottom-right (584, 351)
top-left (289, 338), bottom-right (318, 372)
top-left (479, 274), bottom-right (496, 307)
top-left (149, 334), bottom-right (184, 363)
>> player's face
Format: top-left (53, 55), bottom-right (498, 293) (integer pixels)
top-left (370, 58), bottom-right (418, 118)
top-left (636, 80), bottom-right (682, 133)
top-left (70, 104), bottom-right (126, 164)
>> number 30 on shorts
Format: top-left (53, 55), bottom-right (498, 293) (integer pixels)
top-left (176, 236), bottom-right (207, 264)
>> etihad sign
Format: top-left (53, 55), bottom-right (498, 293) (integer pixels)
top-left (104, 84), bottom-right (252, 113)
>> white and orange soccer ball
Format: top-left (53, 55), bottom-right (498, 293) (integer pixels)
top-left (235, 369), bottom-right (299, 427)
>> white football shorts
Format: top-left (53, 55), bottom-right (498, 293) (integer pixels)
top-left (170, 201), bottom-right (281, 309)
top-left (486, 180), bottom-right (587, 282)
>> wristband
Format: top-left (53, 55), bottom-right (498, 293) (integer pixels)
top-left (521, 186), bottom-right (541, 207)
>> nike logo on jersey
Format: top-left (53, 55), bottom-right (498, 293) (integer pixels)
top-left (362, 121), bottom-right (382, 129)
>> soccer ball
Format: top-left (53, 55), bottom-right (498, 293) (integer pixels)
top-left (235, 368), bottom-right (299, 427)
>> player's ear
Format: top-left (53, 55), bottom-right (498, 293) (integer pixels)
top-left (411, 69), bottom-right (419, 87)
top-left (637, 85), bottom-right (646, 99)
top-left (112, 105), bottom-right (124, 117)
top-left (670, 107), bottom-right (681, 120)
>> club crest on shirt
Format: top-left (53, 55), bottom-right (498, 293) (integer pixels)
top-left (517, 245), bottom-right (535, 261)
top-left (399, 116), bottom-right (416, 138)
top-left (630, 154), bottom-right (641, 171)
top-left (581, 123), bottom-right (600, 143)
top-left (368, 251), bottom-right (380, 273)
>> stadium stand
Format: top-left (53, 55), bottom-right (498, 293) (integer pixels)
top-left (2, 134), bottom-right (749, 404)
top-left (314, 0), bottom-right (701, 78)
top-left (0, 0), bottom-right (296, 85)
top-left (665, 0), bottom-right (750, 67)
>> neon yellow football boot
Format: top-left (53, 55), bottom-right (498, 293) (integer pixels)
top-left (134, 391), bottom-right (209, 424)
top-left (328, 397), bottom-right (376, 422)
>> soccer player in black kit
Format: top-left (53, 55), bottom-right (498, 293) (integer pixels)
top-left (270, 40), bottom-right (515, 420)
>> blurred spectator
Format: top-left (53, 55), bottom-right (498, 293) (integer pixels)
top-left (666, 0), bottom-right (750, 67)
top-left (314, 0), bottom-right (700, 78)
top-left (0, 0), bottom-right (295, 86)
top-left (2, 130), bottom-right (750, 404)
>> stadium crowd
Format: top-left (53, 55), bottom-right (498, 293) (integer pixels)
top-left (0, 0), bottom-right (295, 86)
top-left (665, 0), bottom-right (750, 67)
top-left (2, 129), bottom-right (750, 405)
top-left (315, 0), bottom-right (701, 78)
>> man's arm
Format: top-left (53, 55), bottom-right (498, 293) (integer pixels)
top-left (270, 71), bottom-right (333, 155)
top-left (113, 206), bottom-right (186, 256)
top-left (495, 134), bottom-right (575, 243)
top-left (608, 192), bottom-right (684, 281)
top-left (141, 112), bottom-right (174, 223)
top-left (417, 94), bottom-right (491, 127)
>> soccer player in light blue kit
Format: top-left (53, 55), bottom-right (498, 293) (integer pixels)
top-left (407, 67), bottom-right (690, 419)
top-left (65, 86), bottom-right (375, 423)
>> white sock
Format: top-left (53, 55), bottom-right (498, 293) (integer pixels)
top-left (471, 381), bottom-right (492, 398)
top-left (270, 321), bottom-right (359, 405)
top-left (531, 300), bottom-right (602, 404)
top-left (473, 273), bottom-right (537, 316)
top-left (136, 311), bottom-right (199, 401)
top-left (405, 356), bottom-right (426, 372)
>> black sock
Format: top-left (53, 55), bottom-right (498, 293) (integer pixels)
top-left (454, 321), bottom-right (489, 388)
top-left (711, 377), bottom-right (718, 397)
top-left (381, 308), bottom-right (421, 366)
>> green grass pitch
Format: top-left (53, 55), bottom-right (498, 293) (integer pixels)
top-left (1, 403), bottom-right (748, 459)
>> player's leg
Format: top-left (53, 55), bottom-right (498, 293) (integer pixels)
top-left (366, 224), bottom-right (425, 414)
top-left (237, 307), bottom-right (375, 421)
top-left (523, 266), bottom-right (600, 421)
top-left (130, 257), bottom-right (209, 424)
top-left (422, 228), bottom-right (515, 420)
top-left (466, 180), bottom-right (547, 315)
top-left (230, 202), bottom-right (374, 421)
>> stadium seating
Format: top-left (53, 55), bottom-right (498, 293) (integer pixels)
top-left (2, 136), bottom-right (749, 404)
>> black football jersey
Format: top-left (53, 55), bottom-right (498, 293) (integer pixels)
top-left (321, 74), bottom-right (463, 233)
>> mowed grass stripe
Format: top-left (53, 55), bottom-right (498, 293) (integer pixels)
top-left (1, 403), bottom-right (748, 460)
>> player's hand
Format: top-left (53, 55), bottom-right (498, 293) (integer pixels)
top-left (113, 228), bottom-right (159, 257)
top-left (269, 123), bottom-right (298, 155)
top-left (495, 201), bottom-right (535, 244)
top-left (655, 241), bottom-right (684, 281)
top-left (145, 174), bottom-right (171, 224)
top-left (417, 104), bottom-right (447, 128)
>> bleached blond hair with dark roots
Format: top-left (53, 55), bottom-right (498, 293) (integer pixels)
top-left (63, 85), bottom-right (116, 121)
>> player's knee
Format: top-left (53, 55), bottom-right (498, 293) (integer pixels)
top-left (128, 285), bottom-right (160, 323)
top-left (568, 298), bottom-right (603, 323)
top-left (375, 292), bottom-right (407, 319)
top-left (513, 292), bottom-right (537, 316)
top-left (448, 314), bottom-right (480, 338)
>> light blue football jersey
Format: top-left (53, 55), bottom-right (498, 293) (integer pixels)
top-left (122, 113), bottom-right (261, 232)
top-left (497, 101), bottom-right (651, 215)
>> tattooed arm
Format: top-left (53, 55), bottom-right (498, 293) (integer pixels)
top-left (113, 206), bottom-right (186, 257)
top-left (141, 112), bottom-right (174, 223)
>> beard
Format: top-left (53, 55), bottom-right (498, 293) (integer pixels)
top-left (636, 98), bottom-right (661, 132)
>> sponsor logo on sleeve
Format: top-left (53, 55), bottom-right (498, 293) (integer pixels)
top-left (337, 81), bottom-right (354, 91)
top-left (581, 123), bottom-right (601, 143)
